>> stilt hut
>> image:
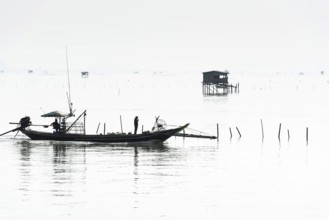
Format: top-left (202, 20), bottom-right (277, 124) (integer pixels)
top-left (202, 70), bottom-right (238, 95)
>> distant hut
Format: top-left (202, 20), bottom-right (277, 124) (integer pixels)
top-left (81, 71), bottom-right (89, 78)
top-left (202, 70), bottom-right (238, 95)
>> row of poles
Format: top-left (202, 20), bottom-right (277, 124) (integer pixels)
top-left (216, 124), bottom-right (242, 140)
top-left (96, 115), bottom-right (125, 135)
top-left (95, 115), bottom-right (145, 135)
top-left (216, 119), bottom-right (309, 143)
top-left (276, 121), bottom-right (309, 143)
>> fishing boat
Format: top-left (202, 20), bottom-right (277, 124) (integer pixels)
top-left (20, 126), bottom-right (188, 143)
top-left (4, 114), bottom-right (189, 143)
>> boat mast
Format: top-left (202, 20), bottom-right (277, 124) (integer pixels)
top-left (65, 46), bottom-right (73, 116)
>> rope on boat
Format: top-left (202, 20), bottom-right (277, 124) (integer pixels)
top-left (166, 124), bottom-right (214, 136)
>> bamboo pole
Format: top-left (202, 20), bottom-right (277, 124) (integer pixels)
top-left (287, 129), bottom-right (290, 141)
top-left (104, 123), bottom-right (106, 135)
top-left (260, 119), bottom-right (264, 140)
top-left (306, 127), bottom-right (308, 143)
top-left (96, 122), bottom-right (100, 134)
top-left (236, 127), bottom-right (241, 138)
top-left (278, 123), bottom-right (281, 140)
top-left (120, 115), bottom-right (123, 133)
top-left (229, 127), bottom-right (232, 139)
top-left (217, 123), bottom-right (219, 141)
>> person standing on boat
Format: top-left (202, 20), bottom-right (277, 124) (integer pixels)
top-left (50, 119), bottom-right (60, 133)
top-left (134, 116), bottom-right (139, 135)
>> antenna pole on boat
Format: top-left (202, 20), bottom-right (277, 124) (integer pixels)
top-left (65, 46), bottom-right (73, 115)
top-left (83, 112), bottom-right (86, 135)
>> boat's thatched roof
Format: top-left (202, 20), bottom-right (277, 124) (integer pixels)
top-left (41, 111), bottom-right (69, 117)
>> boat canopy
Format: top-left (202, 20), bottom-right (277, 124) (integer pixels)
top-left (41, 111), bottom-right (70, 118)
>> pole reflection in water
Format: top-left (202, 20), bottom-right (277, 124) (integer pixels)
top-left (133, 146), bottom-right (139, 209)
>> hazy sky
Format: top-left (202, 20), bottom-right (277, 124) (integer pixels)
top-left (1, 0), bottom-right (328, 73)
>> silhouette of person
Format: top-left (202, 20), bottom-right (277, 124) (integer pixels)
top-left (50, 119), bottom-right (60, 133)
top-left (134, 116), bottom-right (139, 135)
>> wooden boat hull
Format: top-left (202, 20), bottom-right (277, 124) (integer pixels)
top-left (20, 124), bottom-right (189, 143)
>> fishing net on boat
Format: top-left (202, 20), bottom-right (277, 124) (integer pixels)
top-left (66, 121), bottom-right (84, 134)
top-left (60, 110), bottom-right (87, 134)
top-left (64, 117), bottom-right (85, 134)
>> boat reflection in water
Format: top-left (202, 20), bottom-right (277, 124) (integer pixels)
top-left (14, 139), bottom-right (179, 205)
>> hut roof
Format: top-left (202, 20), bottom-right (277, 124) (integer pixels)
top-left (203, 70), bottom-right (229, 75)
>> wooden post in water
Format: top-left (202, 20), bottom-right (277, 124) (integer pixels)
top-left (236, 127), bottom-right (241, 138)
top-left (217, 123), bottom-right (219, 141)
top-left (142, 125), bottom-right (144, 133)
top-left (120, 115), bottom-right (123, 133)
top-left (278, 123), bottom-right (281, 140)
top-left (229, 127), bottom-right (232, 139)
top-left (287, 129), bottom-right (290, 141)
top-left (306, 127), bottom-right (309, 143)
top-left (260, 119), bottom-right (264, 141)
top-left (104, 123), bottom-right (106, 135)
top-left (96, 122), bottom-right (100, 134)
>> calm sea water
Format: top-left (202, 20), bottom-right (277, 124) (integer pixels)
top-left (1, 71), bottom-right (329, 219)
